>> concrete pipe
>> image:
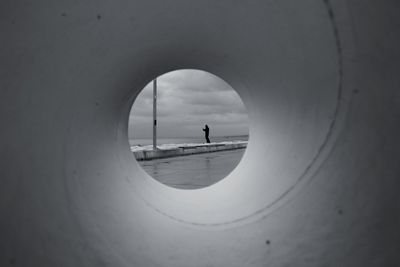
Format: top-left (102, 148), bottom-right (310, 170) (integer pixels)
top-left (1, 0), bottom-right (399, 266)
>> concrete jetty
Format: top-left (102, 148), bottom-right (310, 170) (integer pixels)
top-left (133, 141), bottom-right (247, 161)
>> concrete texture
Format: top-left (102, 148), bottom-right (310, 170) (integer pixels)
top-left (0, 0), bottom-right (400, 266)
top-left (134, 143), bottom-right (247, 161)
top-left (139, 148), bottom-right (245, 189)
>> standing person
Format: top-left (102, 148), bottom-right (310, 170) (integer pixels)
top-left (203, 124), bottom-right (211, 143)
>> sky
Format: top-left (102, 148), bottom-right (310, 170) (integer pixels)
top-left (128, 69), bottom-right (249, 139)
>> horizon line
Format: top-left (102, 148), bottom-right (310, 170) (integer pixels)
top-left (129, 134), bottom-right (249, 140)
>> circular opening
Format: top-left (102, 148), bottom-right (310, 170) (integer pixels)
top-left (128, 69), bottom-right (249, 189)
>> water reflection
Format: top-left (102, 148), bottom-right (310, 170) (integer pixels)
top-left (139, 149), bottom-right (245, 189)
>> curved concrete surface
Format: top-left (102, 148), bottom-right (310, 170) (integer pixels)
top-left (1, 0), bottom-right (400, 266)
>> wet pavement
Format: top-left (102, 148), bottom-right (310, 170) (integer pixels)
top-left (138, 148), bottom-right (246, 189)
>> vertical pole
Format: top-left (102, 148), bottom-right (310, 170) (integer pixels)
top-left (153, 78), bottom-right (157, 150)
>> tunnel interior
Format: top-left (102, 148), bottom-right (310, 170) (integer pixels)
top-left (1, 0), bottom-right (400, 266)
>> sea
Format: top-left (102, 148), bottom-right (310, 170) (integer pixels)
top-left (129, 135), bottom-right (249, 147)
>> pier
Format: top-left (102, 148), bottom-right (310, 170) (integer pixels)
top-left (133, 141), bottom-right (247, 161)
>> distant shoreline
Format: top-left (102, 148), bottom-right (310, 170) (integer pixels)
top-left (129, 134), bottom-right (249, 140)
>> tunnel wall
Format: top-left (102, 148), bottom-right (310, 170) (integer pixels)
top-left (0, 0), bottom-right (400, 266)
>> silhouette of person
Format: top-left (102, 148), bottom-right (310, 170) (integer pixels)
top-left (203, 124), bottom-right (210, 143)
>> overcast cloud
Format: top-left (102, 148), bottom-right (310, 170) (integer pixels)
top-left (129, 69), bottom-right (249, 139)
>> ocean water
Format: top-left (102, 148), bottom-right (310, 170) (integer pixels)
top-left (140, 148), bottom-right (245, 189)
top-left (129, 135), bottom-right (249, 147)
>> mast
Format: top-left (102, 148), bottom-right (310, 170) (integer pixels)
top-left (152, 78), bottom-right (157, 150)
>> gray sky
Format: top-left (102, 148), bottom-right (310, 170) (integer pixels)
top-left (129, 69), bottom-right (248, 139)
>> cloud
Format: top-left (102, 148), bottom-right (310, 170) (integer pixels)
top-left (129, 69), bottom-right (249, 139)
